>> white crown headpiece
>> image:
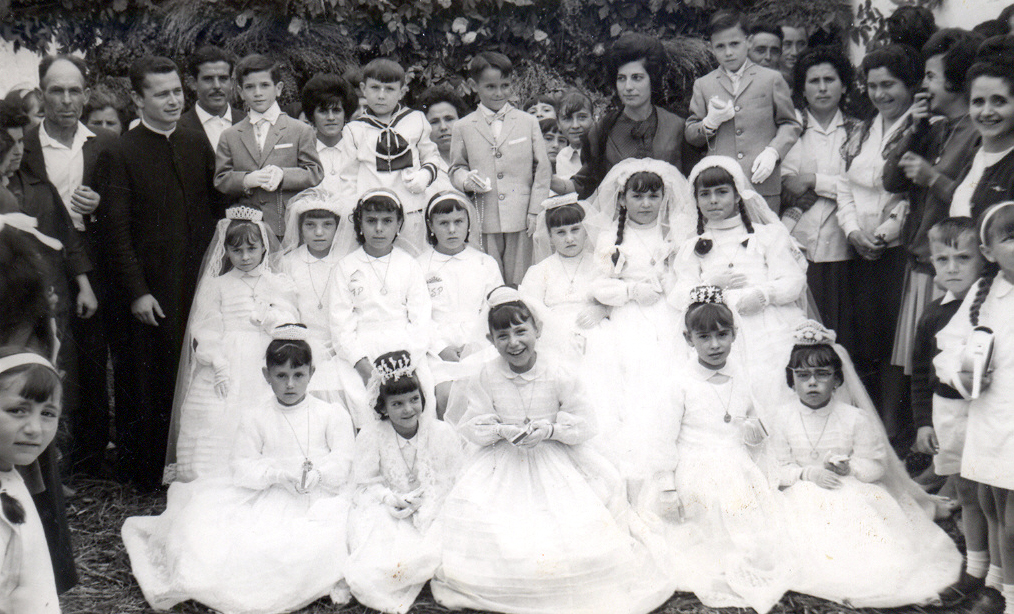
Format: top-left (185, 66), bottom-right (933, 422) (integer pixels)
top-left (543, 193), bottom-right (580, 211)
top-left (688, 285), bottom-right (725, 305)
top-left (271, 323), bottom-right (309, 342)
top-left (487, 285), bottom-right (523, 309)
top-left (373, 351), bottom-right (415, 386)
top-left (226, 205), bottom-right (264, 222)
top-left (793, 320), bottom-right (837, 346)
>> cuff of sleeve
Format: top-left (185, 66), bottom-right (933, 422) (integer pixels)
top-left (840, 219), bottom-right (861, 238)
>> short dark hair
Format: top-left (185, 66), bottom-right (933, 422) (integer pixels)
top-left (538, 117), bottom-right (563, 136)
top-left (38, 55), bottom-right (89, 88)
top-left (887, 5), bottom-right (937, 51)
top-left (966, 35), bottom-right (1014, 96)
top-left (362, 58), bottom-right (405, 84)
top-left (685, 301), bottom-right (735, 333)
top-left (556, 90), bottom-right (593, 119)
top-left (84, 86), bottom-right (131, 129)
top-left (973, 19), bottom-right (1009, 40)
top-left (1000, 3), bottom-right (1014, 29)
top-left (0, 347), bottom-right (62, 405)
top-left (265, 336), bottom-right (313, 369)
top-left (524, 94), bottom-right (556, 113)
top-left (353, 192), bottom-right (404, 245)
top-left (793, 45), bottom-right (854, 105)
top-left (301, 73), bottom-right (358, 119)
top-left (0, 100), bottom-right (30, 130)
top-left (129, 56), bottom-right (180, 95)
top-left (488, 298), bottom-right (535, 332)
top-left (706, 11), bottom-right (748, 39)
top-left (749, 22), bottom-right (783, 41)
top-left (607, 33), bottom-right (667, 102)
top-left (425, 192), bottom-right (471, 246)
top-left (545, 203), bottom-right (585, 230)
top-left (235, 54), bottom-right (281, 86)
top-left (188, 45), bottom-right (234, 79)
top-left (785, 343), bottom-right (843, 389)
top-left (921, 28), bottom-right (985, 93)
top-left (220, 219), bottom-right (264, 273)
top-left (928, 216), bottom-right (976, 249)
top-left (861, 44), bottom-right (923, 91)
top-left (468, 52), bottom-right (513, 81)
top-left (416, 86), bottom-right (467, 117)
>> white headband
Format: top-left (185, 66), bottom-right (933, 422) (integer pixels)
top-left (980, 202), bottom-right (1014, 245)
top-left (0, 353), bottom-right (56, 376)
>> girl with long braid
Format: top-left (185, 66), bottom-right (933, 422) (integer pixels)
top-left (672, 156), bottom-right (808, 406)
top-left (936, 201), bottom-right (1014, 614)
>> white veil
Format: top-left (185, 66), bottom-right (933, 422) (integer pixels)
top-left (165, 206), bottom-right (284, 483)
top-left (280, 185), bottom-right (355, 257)
top-left (331, 187), bottom-right (423, 260)
top-left (531, 193), bottom-right (597, 265)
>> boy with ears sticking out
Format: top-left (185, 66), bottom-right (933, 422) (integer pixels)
top-left (449, 51), bottom-right (551, 286)
top-left (214, 54), bottom-right (323, 239)
top-left (686, 11), bottom-right (801, 213)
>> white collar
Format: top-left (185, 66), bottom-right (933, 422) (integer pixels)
top-left (299, 243), bottom-right (339, 264)
top-left (691, 359), bottom-right (733, 382)
top-left (396, 430), bottom-right (417, 448)
top-left (796, 397), bottom-right (835, 418)
top-left (316, 138), bottom-right (340, 151)
top-left (195, 103), bottom-right (232, 124)
top-left (497, 355), bottom-right (543, 381)
top-left (706, 216), bottom-right (744, 231)
top-left (140, 117), bottom-right (175, 137)
top-left (941, 290), bottom-right (958, 305)
top-left (722, 60), bottom-right (752, 80)
top-left (805, 109), bottom-right (845, 134)
top-left (39, 121), bottom-right (94, 150)
top-left (478, 103), bottom-right (512, 119)
top-left (248, 102), bottom-right (282, 126)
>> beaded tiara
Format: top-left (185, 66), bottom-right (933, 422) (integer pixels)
top-left (226, 205), bottom-right (264, 222)
top-left (793, 320), bottom-right (836, 345)
top-left (271, 323), bottom-right (309, 342)
top-left (688, 285), bottom-right (725, 305)
top-left (373, 351), bottom-right (414, 385)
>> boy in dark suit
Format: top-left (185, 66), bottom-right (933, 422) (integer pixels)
top-left (214, 54), bottom-right (322, 238)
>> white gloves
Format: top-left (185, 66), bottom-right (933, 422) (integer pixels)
top-left (735, 287), bottom-right (768, 315)
top-left (212, 358), bottom-right (230, 399)
top-left (402, 168), bottom-right (431, 194)
top-left (802, 465), bottom-right (842, 489)
top-left (703, 96), bottom-right (736, 131)
top-left (751, 147), bottom-right (779, 184)
top-left (243, 166), bottom-right (284, 191)
top-left (629, 280), bottom-right (663, 306)
top-left (463, 170), bottom-right (492, 193)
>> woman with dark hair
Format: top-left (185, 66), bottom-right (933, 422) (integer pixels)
top-left (949, 36), bottom-right (1014, 221)
top-left (301, 72), bottom-right (359, 198)
top-left (883, 29), bottom-right (983, 379)
top-left (84, 86), bottom-right (132, 136)
top-left (780, 46), bottom-right (863, 356)
top-left (555, 33), bottom-right (685, 199)
top-left (836, 43), bottom-right (920, 439)
top-left (416, 87), bottom-right (468, 166)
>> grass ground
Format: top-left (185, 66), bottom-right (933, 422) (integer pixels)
top-left (57, 474), bottom-right (969, 614)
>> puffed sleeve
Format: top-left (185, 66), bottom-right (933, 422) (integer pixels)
top-left (315, 402), bottom-right (357, 492)
top-left (457, 368), bottom-right (505, 447)
top-left (750, 224), bottom-right (807, 306)
top-left (551, 364), bottom-right (596, 445)
top-left (519, 261), bottom-right (550, 314)
top-left (351, 422), bottom-right (397, 504)
top-left (849, 407), bottom-right (886, 483)
top-left (190, 278), bottom-right (227, 369)
top-left (232, 410), bottom-right (291, 490)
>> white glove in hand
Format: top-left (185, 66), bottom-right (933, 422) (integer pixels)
top-left (802, 466), bottom-right (842, 489)
top-left (630, 280), bottom-right (662, 306)
top-left (403, 168), bottom-right (430, 194)
top-left (703, 96), bottom-right (736, 131)
top-left (735, 287), bottom-right (767, 315)
top-left (516, 422), bottom-right (552, 448)
top-left (751, 147), bottom-right (779, 184)
top-left (495, 423), bottom-right (526, 443)
top-left (262, 165), bottom-right (283, 192)
top-left (464, 170), bottom-right (492, 193)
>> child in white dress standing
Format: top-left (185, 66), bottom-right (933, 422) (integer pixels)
top-left (328, 188), bottom-right (433, 427)
top-left (431, 287), bottom-right (674, 614)
top-left (170, 205), bottom-right (298, 483)
top-left (641, 286), bottom-right (793, 614)
top-left (770, 321), bottom-right (961, 607)
top-left (123, 325), bottom-right (356, 614)
top-left (0, 350), bottom-right (61, 614)
top-left (587, 158), bottom-right (691, 483)
top-left (419, 190), bottom-right (503, 416)
top-left (346, 350), bottom-right (464, 614)
top-left (672, 156), bottom-right (807, 405)
top-left (281, 188), bottom-right (350, 403)
top-left (936, 202), bottom-right (1014, 614)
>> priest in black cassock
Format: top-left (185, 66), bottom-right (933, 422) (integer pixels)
top-left (96, 56), bottom-right (223, 491)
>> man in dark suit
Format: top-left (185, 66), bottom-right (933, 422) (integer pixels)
top-left (21, 55), bottom-right (119, 480)
top-left (177, 45), bottom-right (245, 153)
top-left (97, 56), bottom-right (222, 491)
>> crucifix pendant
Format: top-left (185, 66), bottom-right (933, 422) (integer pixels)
top-left (299, 459), bottom-right (314, 491)
top-left (380, 288), bottom-right (388, 295)
top-left (723, 412), bottom-right (731, 423)
top-left (317, 301), bottom-right (323, 310)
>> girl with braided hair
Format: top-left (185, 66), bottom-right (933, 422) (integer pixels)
top-left (672, 156), bottom-right (808, 406)
top-left (936, 201), bottom-right (1014, 613)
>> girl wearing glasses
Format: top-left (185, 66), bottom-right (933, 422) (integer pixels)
top-left (769, 321), bottom-right (960, 607)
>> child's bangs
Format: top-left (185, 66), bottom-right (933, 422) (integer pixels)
top-left (265, 339), bottom-right (313, 368)
top-left (786, 344), bottom-right (842, 371)
top-left (363, 59), bottom-right (405, 84)
top-left (0, 364), bottom-right (62, 404)
top-left (984, 205), bottom-right (1014, 243)
top-left (224, 220), bottom-right (263, 247)
top-left (928, 217), bottom-right (976, 250)
top-left (300, 209), bottom-right (339, 224)
top-left (359, 195), bottom-right (404, 217)
top-left (684, 302), bottom-right (735, 333)
top-left (694, 166), bottom-right (736, 191)
top-left (546, 204), bottom-right (585, 229)
top-left (625, 171), bottom-right (664, 195)
top-left (557, 92), bottom-right (592, 118)
top-left (381, 372), bottom-right (422, 399)
top-left (428, 197), bottom-right (470, 218)
top-left (488, 302), bottom-right (535, 331)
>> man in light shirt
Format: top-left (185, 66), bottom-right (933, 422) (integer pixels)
top-left (178, 45), bottom-right (245, 153)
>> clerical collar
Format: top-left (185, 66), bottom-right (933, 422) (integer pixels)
top-left (140, 117), bottom-right (175, 137)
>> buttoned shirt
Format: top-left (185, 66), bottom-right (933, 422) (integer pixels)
top-left (38, 122), bottom-right (94, 230)
top-left (195, 103), bottom-right (233, 151)
top-left (478, 103), bottom-right (511, 140)
top-left (248, 102), bottom-right (282, 150)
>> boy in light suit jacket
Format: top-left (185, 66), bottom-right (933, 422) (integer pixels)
top-left (449, 51), bottom-right (551, 286)
top-left (214, 54), bottom-right (322, 238)
top-left (685, 11), bottom-right (801, 213)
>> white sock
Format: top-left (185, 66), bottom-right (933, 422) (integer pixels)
top-left (987, 565), bottom-right (1004, 590)
top-left (968, 550), bottom-right (991, 578)
top-left (1003, 583), bottom-right (1014, 614)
